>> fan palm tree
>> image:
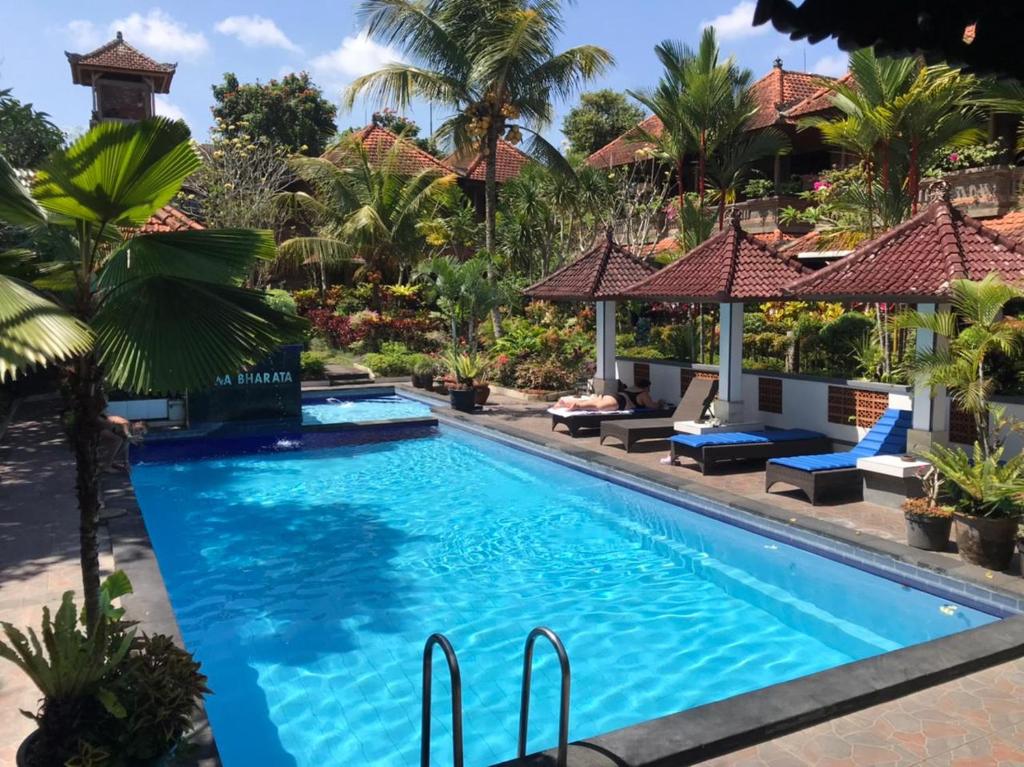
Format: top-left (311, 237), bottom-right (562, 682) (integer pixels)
top-left (0, 118), bottom-right (305, 630)
top-left (277, 133), bottom-right (458, 287)
top-left (346, 0), bottom-right (613, 334)
top-left (898, 274), bottom-right (1024, 457)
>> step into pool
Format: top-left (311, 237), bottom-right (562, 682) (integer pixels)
top-left (301, 393), bottom-right (432, 425)
top-left (130, 426), bottom-right (999, 767)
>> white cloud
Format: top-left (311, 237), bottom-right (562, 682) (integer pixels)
top-left (65, 19), bottom-right (103, 50)
top-left (109, 9), bottom-right (208, 59)
top-left (215, 15), bottom-right (300, 53)
top-left (154, 96), bottom-right (188, 124)
top-left (699, 1), bottom-right (768, 41)
top-left (812, 53), bottom-right (849, 78)
top-left (310, 31), bottom-right (402, 90)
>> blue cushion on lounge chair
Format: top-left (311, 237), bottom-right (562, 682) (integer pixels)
top-left (670, 428), bottom-right (824, 449)
top-left (769, 409), bottom-right (912, 473)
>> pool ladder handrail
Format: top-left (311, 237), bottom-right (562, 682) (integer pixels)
top-left (518, 626), bottom-right (571, 767)
top-left (421, 633), bottom-right (464, 767)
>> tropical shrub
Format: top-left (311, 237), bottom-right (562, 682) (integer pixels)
top-left (307, 310), bottom-right (359, 348)
top-left (265, 289), bottom-right (298, 316)
top-left (513, 358), bottom-right (580, 391)
top-left (925, 140), bottom-right (1005, 175)
top-left (300, 351), bottom-right (328, 380)
top-left (363, 342), bottom-right (420, 377)
top-left (923, 442), bottom-right (1024, 519)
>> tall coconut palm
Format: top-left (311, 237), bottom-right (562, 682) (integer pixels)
top-left (278, 133), bottom-right (459, 287)
top-left (0, 118), bottom-right (305, 630)
top-left (346, 0), bottom-right (613, 334)
top-left (898, 274), bottom-right (1024, 457)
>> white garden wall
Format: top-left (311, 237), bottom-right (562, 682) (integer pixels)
top-left (617, 358), bottom-right (911, 445)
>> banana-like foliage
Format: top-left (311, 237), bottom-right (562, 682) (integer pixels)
top-left (0, 572), bottom-right (134, 706)
top-left (0, 117), bottom-right (306, 391)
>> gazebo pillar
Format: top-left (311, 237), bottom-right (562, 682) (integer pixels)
top-left (593, 299), bottom-right (618, 395)
top-left (907, 302), bottom-right (950, 454)
top-left (716, 302), bottom-right (745, 422)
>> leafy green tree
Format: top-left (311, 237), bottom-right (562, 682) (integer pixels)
top-left (415, 255), bottom-right (499, 352)
top-left (0, 88), bottom-right (65, 168)
top-left (278, 133), bottom-right (458, 288)
top-left (899, 274), bottom-right (1024, 457)
top-left (347, 0), bottom-right (613, 334)
top-left (0, 118), bottom-right (305, 629)
top-left (212, 72), bottom-right (337, 156)
top-left (562, 89), bottom-right (645, 158)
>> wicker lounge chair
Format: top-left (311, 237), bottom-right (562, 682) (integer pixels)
top-left (549, 403), bottom-right (674, 437)
top-left (764, 408), bottom-right (912, 505)
top-left (669, 428), bottom-right (831, 475)
top-left (599, 378), bottom-right (718, 452)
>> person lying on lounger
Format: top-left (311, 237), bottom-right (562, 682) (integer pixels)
top-left (555, 380), bottom-right (661, 411)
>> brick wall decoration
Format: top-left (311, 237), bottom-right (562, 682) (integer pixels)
top-left (827, 386), bottom-right (889, 427)
top-left (633, 362), bottom-right (650, 383)
top-left (680, 368), bottom-right (719, 397)
top-left (758, 377), bottom-right (783, 413)
top-left (949, 401), bottom-right (978, 445)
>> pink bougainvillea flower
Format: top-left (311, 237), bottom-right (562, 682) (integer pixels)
top-left (949, 152), bottom-right (959, 163)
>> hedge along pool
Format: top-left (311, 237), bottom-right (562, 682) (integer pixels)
top-left (130, 426), bottom-right (999, 767)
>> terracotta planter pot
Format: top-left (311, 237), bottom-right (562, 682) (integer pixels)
top-left (905, 513), bottom-right (953, 552)
top-left (953, 512), bottom-right (1018, 570)
top-left (474, 384), bottom-right (490, 406)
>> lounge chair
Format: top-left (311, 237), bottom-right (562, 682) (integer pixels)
top-left (548, 401), bottom-right (674, 438)
top-left (669, 428), bottom-right (831, 475)
top-left (764, 408), bottom-right (912, 505)
top-left (599, 378), bottom-right (718, 452)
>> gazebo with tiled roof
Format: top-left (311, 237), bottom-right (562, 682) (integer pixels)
top-left (785, 181), bottom-right (1024, 450)
top-left (621, 210), bottom-right (810, 422)
top-left (525, 228), bottom-right (657, 394)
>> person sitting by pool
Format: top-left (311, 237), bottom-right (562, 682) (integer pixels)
top-left (555, 380), bottom-right (661, 411)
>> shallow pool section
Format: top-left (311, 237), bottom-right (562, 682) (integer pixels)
top-left (132, 428), bottom-right (997, 767)
top-left (301, 393), bottom-right (432, 425)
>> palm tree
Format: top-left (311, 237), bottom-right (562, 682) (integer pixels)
top-left (415, 254), bottom-right (498, 352)
top-left (0, 118), bottom-right (304, 630)
top-left (346, 0), bottom-right (613, 333)
top-left (898, 274), bottom-right (1024, 457)
top-left (631, 29), bottom-right (768, 230)
top-left (278, 133), bottom-right (458, 288)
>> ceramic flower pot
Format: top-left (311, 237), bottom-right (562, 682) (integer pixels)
top-left (905, 512), bottom-right (953, 552)
top-left (953, 512), bottom-right (1018, 570)
top-left (474, 384), bottom-right (491, 406)
top-left (449, 387), bottom-right (477, 413)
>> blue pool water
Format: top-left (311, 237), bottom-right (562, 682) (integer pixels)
top-left (131, 428), bottom-right (998, 767)
top-left (301, 393), bottom-right (432, 424)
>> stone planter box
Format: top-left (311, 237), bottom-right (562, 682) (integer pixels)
top-left (920, 165), bottom-right (1024, 218)
top-left (488, 385), bottom-right (575, 402)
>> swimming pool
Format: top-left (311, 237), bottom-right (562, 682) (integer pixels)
top-left (131, 426), bottom-right (998, 767)
top-left (301, 393), bottom-right (432, 424)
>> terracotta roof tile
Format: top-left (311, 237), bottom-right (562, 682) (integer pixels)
top-left (585, 115), bottom-right (664, 169)
top-left (586, 65), bottom-right (831, 167)
top-left (66, 32), bottom-right (176, 93)
top-left (982, 210), bottom-right (1024, 244)
top-left (786, 190), bottom-right (1024, 301)
top-left (324, 125), bottom-right (454, 176)
top-left (636, 235), bottom-right (683, 258)
top-left (785, 73), bottom-right (854, 119)
top-left (620, 214), bottom-right (810, 301)
top-left (525, 231), bottom-right (657, 300)
top-left (129, 205), bottom-right (204, 236)
top-left (447, 139), bottom-right (531, 183)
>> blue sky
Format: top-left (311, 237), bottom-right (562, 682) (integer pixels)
top-left (0, 1), bottom-right (846, 146)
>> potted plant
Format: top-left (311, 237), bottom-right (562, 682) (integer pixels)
top-left (410, 355), bottom-right (436, 389)
top-left (901, 465), bottom-right (953, 551)
top-left (922, 442), bottom-right (1024, 570)
top-left (3, 572), bottom-right (210, 767)
top-left (444, 350), bottom-right (484, 413)
top-left (899, 275), bottom-right (1024, 569)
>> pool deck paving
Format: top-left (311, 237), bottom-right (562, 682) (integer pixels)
top-left (1, 391), bottom-right (1023, 765)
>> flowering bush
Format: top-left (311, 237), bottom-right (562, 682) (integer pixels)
top-left (513, 358), bottom-right (581, 391)
top-left (307, 310), bottom-right (359, 348)
top-left (925, 141), bottom-right (1005, 176)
